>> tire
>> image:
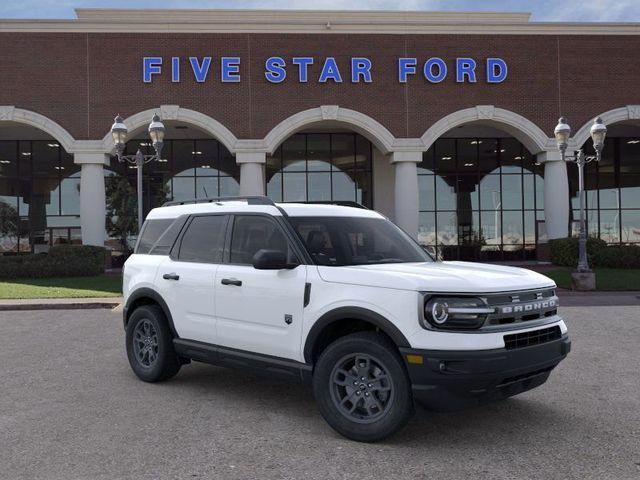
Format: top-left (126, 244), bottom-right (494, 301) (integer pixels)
top-left (312, 331), bottom-right (414, 442)
top-left (125, 304), bottom-right (181, 382)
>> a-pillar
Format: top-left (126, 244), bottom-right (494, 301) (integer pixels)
top-left (75, 152), bottom-right (109, 246)
top-left (538, 151), bottom-right (569, 239)
top-left (237, 151), bottom-right (266, 196)
top-left (391, 151), bottom-right (421, 239)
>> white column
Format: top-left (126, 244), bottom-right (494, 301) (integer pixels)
top-left (538, 151), bottom-right (569, 239)
top-left (75, 153), bottom-right (109, 246)
top-left (237, 151), bottom-right (266, 196)
top-left (391, 151), bottom-right (421, 239)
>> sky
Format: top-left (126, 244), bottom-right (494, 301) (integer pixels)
top-left (2, 0), bottom-right (640, 22)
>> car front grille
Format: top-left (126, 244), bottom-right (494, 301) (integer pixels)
top-left (503, 326), bottom-right (562, 350)
top-left (483, 288), bottom-right (558, 328)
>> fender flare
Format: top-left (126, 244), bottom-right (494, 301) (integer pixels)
top-left (123, 287), bottom-right (179, 338)
top-left (303, 306), bottom-right (410, 363)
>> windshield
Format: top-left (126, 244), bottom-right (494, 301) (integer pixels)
top-left (289, 216), bottom-right (433, 266)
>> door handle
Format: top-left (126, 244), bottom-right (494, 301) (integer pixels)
top-left (162, 273), bottom-right (180, 281)
top-left (221, 278), bottom-right (242, 287)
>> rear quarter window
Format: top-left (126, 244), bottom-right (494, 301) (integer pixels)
top-left (135, 218), bottom-right (180, 254)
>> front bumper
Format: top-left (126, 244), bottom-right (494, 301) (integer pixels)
top-left (399, 334), bottom-right (571, 411)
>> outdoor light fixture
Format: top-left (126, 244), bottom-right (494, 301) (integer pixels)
top-left (553, 116), bottom-right (607, 276)
top-left (110, 113), bottom-right (166, 231)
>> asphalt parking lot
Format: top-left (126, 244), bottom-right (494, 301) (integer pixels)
top-left (1, 306), bottom-right (639, 480)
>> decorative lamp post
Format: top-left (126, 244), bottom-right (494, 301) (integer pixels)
top-left (553, 116), bottom-right (607, 284)
top-left (110, 114), bottom-right (165, 231)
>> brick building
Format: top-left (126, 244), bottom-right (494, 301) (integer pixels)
top-left (0, 9), bottom-right (639, 260)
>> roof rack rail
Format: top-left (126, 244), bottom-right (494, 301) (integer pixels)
top-left (162, 196), bottom-right (276, 207)
top-left (281, 200), bottom-right (369, 210)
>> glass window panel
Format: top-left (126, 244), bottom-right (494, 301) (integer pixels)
top-left (331, 134), bottom-right (355, 172)
top-left (46, 216), bottom-right (80, 227)
top-left (220, 176), bottom-right (239, 197)
top-left (502, 211), bottom-right (524, 246)
top-left (60, 150), bottom-right (80, 177)
top-left (599, 210), bottom-right (620, 243)
top-left (418, 175), bottom-right (435, 211)
top-left (620, 181), bottom-right (640, 209)
top-left (524, 211), bottom-right (536, 244)
top-left (332, 171), bottom-right (356, 201)
top-left (179, 215), bottom-right (227, 263)
top-left (419, 148), bottom-right (434, 173)
top-left (435, 175), bottom-right (456, 210)
top-left (500, 138), bottom-right (522, 174)
top-left (353, 170), bottom-right (372, 207)
top-left (621, 210), bottom-right (640, 243)
top-left (477, 139), bottom-right (499, 174)
top-left (195, 177), bottom-right (219, 199)
top-left (171, 177), bottom-right (195, 201)
top-left (0, 178), bottom-right (18, 208)
top-left (535, 174), bottom-right (544, 210)
top-left (172, 140), bottom-right (195, 176)
top-left (19, 141), bottom-right (32, 179)
top-left (60, 177), bottom-right (80, 215)
top-left (219, 146), bottom-right (239, 179)
top-left (308, 172), bottom-right (332, 201)
top-left (282, 173), bottom-right (307, 201)
top-left (522, 151), bottom-right (539, 175)
top-left (194, 139), bottom-right (219, 174)
top-left (355, 135), bottom-right (372, 171)
top-left (571, 209), bottom-right (598, 238)
top-left (435, 139), bottom-right (456, 174)
top-left (457, 210), bottom-right (480, 242)
top-left (266, 147), bottom-right (282, 179)
top-left (0, 193), bottom-right (20, 253)
top-left (479, 175), bottom-right (501, 211)
top-left (418, 211), bottom-right (436, 246)
top-left (267, 172), bottom-right (283, 202)
top-left (481, 210), bottom-right (501, 245)
top-left (620, 138), bottom-right (640, 173)
top-left (230, 215), bottom-right (291, 264)
top-left (32, 178), bottom-right (59, 215)
top-left (501, 174), bottom-right (523, 210)
top-left (523, 174), bottom-right (535, 210)
top-left (455, 176), bottom-right (479, 210)
top-left (307, 134), bottom-right (331, 171)
top-left (32, 141), bottom-right (58, 177)
top-left (0, 141), bottom-right (18, 177)
top-left (70, 227), bottom-right (82, 245)
top-left (436, 211), bottom-right (457, 245)
top-left (457, 138), bottom-right (479, 172)
top-left (282, 135), bottom-right (306, 172)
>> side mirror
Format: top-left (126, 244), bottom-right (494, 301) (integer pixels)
top-left (252, 249), bottom-right (297, 270)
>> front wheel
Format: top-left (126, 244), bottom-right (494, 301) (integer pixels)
top-left (125, 305), bottom-right (181, 382)
top-left (312, 331), bottom-right (414, 442)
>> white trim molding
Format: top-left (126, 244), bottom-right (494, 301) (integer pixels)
top-left (263, 106), bottom-right (397, 155)
top-left (0, 106), bottom-right (76, 153)
top-left (571, 105), bottom-right (640, 149)
top-left (421, 105), bottom-right (553, 154)
top-left (100, 105), bottom-right (239, 154)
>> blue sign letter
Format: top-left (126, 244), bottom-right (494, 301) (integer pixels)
top-left (351, 57), bottom-right (372, 83)
top-left (171, 57), bottom-right (180, 83)
top-left (292, 57), bottom-right (313, 82)
top-left (424, 57), bottom-right (447, 83)
top-left (456, 58), bottom-right (477, 83)
top-left (221, 57), bottom-right (241, 83)
top-left (265, 57), bottom-right (287, 83)
top-left (319, 57), bottom-right (343, 83)
top-left (487, 58), bottom-right (508, 83)
top-left (398, 58), bottom-right (417, 83)
top-left (189, 57), bottom-right (211, 83)
top-left (143, 57), bottom-right (162, 83)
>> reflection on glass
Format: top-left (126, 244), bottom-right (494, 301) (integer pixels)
top-left (621, 211), bottom-right (640, 243)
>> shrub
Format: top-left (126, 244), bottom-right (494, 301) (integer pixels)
top-left (593, 245), bottom-right (640, 269)
top-left (549, 237), bottom-right (607, 267)
top-left (0, 245), bottom-right (106, 279)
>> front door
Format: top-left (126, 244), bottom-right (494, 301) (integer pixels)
top-left (157, 214), bottom-right (229, 345)
top-left (215, 214), bottom-right (307, 361)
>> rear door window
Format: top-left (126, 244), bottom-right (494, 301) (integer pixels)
top-left (177, 215), bottom-right (228, 263)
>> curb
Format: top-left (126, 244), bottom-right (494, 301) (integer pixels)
top-left (0, 299), bottom-right (122, 312)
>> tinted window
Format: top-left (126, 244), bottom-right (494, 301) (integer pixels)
top-left (136, 219), bottom-right (173, 254)
top-left (289, 216), bottom-right (432, 266)
top-left (230, 215), bottom-right (292, 264)
top-left (178, 215), bottom-right (228, 263)
top-left (149, 216), bottom-right (188, 255)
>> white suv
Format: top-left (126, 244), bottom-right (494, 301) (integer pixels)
top-left (122, 196), bottom-right (570, 442)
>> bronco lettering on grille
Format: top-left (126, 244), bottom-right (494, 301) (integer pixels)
top-left (500, 299), bottom-right (557, 314)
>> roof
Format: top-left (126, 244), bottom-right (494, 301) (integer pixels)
top-left (0, 9), bottom-right (639, 35)
top-left (146, 200), bottom-right (384, 220)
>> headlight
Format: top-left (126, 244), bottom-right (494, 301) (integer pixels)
top-left (423, 297), bottom-right (494, 330)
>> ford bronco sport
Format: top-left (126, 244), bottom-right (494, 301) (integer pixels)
top-left (122, 196), bottom-right (570, 442)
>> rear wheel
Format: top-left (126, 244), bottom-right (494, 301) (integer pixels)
top-left (313, 331), bottom-right (414, 442)
top-left (126, 305), bottom-right (181, 382)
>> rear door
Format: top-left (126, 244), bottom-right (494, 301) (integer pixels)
top-left (214, 214), bottom-right (307, 361)
top-left (157, 214), bottom-right (229, 345)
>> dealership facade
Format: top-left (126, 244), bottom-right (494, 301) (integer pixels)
top-left (0, 9), bottom-right (639, 260)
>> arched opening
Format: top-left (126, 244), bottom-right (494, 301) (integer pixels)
top-left (418, 123), bottom-right (545, 261)
top-left (106, 121), bottom-right (240, 258)
top-left (0, 122), bottom-right (80, 254)
top-left (572, 120), bottom-right (640, 245)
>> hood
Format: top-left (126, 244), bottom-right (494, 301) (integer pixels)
top-left (317, 261), bottom-right (555, 293)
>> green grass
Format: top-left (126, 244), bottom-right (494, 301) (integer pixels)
top-left (544, 268), bottom-right (640, 291)
top-left (0, 275), bottom-right (122, 299)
